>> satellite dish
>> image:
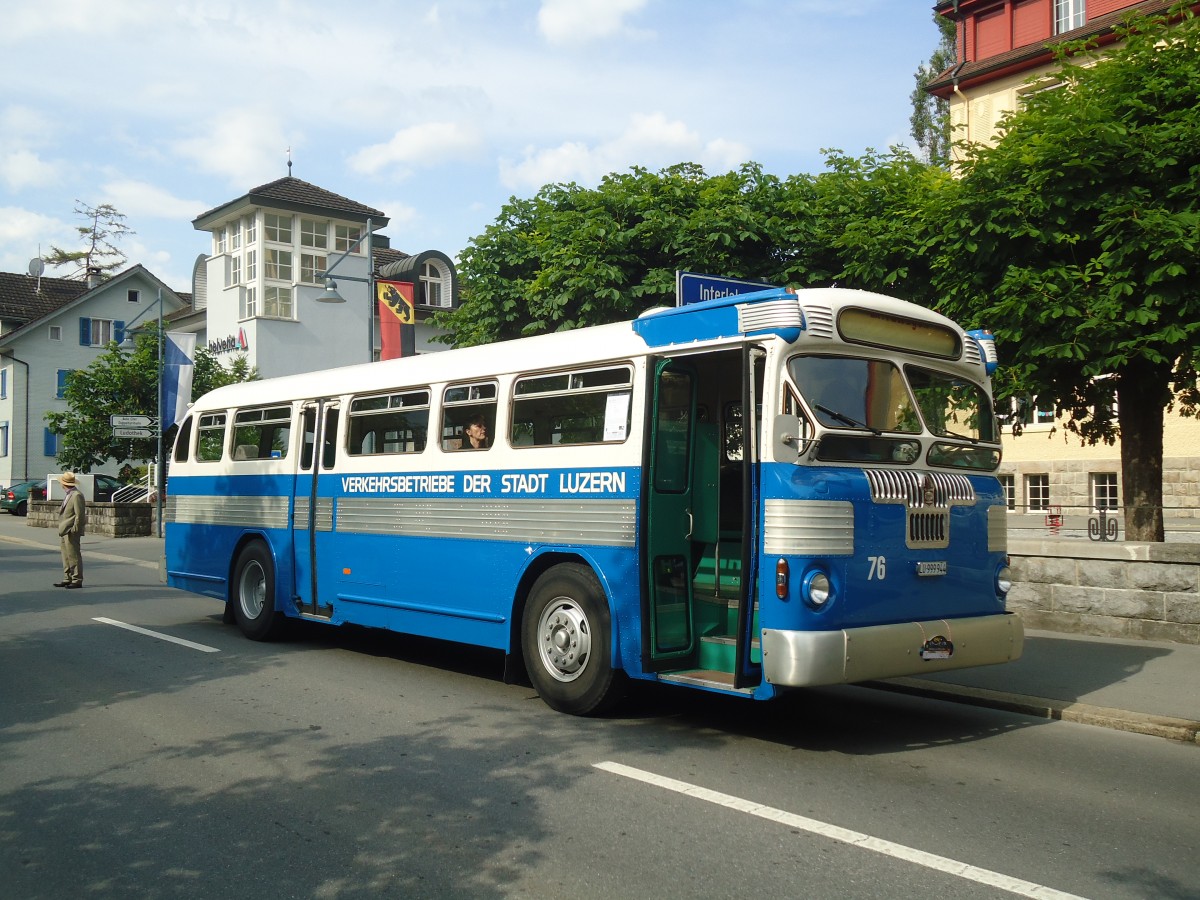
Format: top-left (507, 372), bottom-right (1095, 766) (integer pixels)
top-left (28, 257), bottom-right (45, 277)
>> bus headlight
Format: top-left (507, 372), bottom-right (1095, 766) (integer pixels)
top-left (996, 564), bottom-right (1013, 596)
top-left (802, 570), bottom-right (832, 609)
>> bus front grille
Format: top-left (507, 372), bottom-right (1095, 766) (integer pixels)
top-left (907, 509), bottom-right (949, 548)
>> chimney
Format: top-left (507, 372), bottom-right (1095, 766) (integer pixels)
top-left (86, 266), bottom-right (103, 288)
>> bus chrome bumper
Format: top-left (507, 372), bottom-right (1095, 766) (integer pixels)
top-left (761, 612), bottom-right (1024, 687)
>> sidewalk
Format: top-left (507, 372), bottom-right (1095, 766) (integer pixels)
top-left (2, 512), bottom-right (1197, 743)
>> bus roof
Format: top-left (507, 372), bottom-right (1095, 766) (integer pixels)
top-left (190, 287), bottom-right (968, 412)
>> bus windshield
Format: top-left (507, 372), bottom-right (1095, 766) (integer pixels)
top-left (788, 354), bottom-right (1000, 470)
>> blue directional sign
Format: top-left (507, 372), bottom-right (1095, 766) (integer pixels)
top-left (676, 271), bottom-right (773, 306)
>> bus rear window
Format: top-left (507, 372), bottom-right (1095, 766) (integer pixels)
top-left (348, 390), bottom-right (430, 455)
top-left (232, 406), bottom-right (291, 460)
top-left (511, 365), bottom-right (632, 447)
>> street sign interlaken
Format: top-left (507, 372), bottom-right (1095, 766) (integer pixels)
top-left (110, 415), bottom-right (158, 428)
top-left (113, 427), bottom-right (155, 438)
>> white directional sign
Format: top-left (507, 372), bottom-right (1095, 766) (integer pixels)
top-left (114, 427), bottom-right (155, 438)
top-left (111, 415), bottom-right (158, 428)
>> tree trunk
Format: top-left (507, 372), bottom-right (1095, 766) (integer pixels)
top-left (1118, 361), bottom-right (1167, 542)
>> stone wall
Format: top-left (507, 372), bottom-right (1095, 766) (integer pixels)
top-left (1009, 539), bottom-right (1200, 644)
top-left (28, 500), bottom-right (152, 537)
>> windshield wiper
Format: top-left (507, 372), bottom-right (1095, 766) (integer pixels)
top-left (814, 403), bottom-right (882, 436)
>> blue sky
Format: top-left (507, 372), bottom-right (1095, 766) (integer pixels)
top-left (0, 0), bottom-right (942, 292)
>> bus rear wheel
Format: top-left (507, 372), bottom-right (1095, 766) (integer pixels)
top-left (231, 542), bottom-right (284, 641)
top-left (522, 563), bottom-right (623, 716)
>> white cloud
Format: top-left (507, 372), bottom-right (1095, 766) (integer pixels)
top-left (172, 111), bottom-right (294, 187)
top-left (537, 0), bottom-right (651, 44)
top-left (0, 206), bottom-right (72, 273)
top-left (348, 122), bottom-right (483, 177)
top-left (498, 113), bottom-right (752, 190)
top-left (100, 180), bottom-right (206, 220)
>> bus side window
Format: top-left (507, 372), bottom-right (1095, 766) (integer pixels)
top-left (321, 407), bottom-right (339, 470)
top-left (442, 381), bottom-right (497, 451)
top-left (173, 415), bottom-right (193, 463)
top-left (197, 413), bottom-right (227, 462)
top-left (300, 407), bottom-right (317, 470)
top-left (232, 406), bottom-right (291, 461)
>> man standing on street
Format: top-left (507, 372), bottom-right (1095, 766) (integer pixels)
top-left (55, 471), bottom-right (86, 589)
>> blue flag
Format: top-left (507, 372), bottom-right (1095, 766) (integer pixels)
top-left (162, 332), bottom-right (197, 427)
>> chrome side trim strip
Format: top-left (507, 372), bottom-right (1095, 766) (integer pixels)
top-left (336, 497), bottom-right (636, 547)
top-left (169, 495), bottom-right (290, 530)
top-left (988, 504), bottom-right (1008, 553)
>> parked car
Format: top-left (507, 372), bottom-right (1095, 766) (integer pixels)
top-left (29, 473), bottom-right (128, 504)
top-left (2, 480), bottom-right (46, 517)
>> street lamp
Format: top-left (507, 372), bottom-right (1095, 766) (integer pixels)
top-left (120, 288), bottom-right (164, 538)
top-left (314, 216), bottom-right (375, 362)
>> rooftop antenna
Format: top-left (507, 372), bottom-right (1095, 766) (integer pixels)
top-left (287, 145), bottom-right (292, 177)
top-left (28, 251), bottom-right (45, 294)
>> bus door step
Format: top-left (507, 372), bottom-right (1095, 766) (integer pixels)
top-left (658, 669), bottom-right (755, 696)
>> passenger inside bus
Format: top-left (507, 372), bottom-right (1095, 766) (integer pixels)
top-left (463, 414), bottom-right (489, 449)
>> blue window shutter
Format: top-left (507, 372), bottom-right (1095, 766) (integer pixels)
top-left (79, 317), bottom-right (91, 346)
top-left (44, 428), bottom-right (57, 456)
top-left (114, 320), bottom-right (125, 346)
top-left (57, 369), bottom-right (71, 398)
top-left (0, 368), bottom-right (7, 398)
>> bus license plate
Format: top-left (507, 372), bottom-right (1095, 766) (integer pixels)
top-left (916, 561), bottom-right (947, 577)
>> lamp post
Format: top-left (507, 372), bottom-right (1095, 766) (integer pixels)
top-left (120, 288), bottom-right (164, 538)
top-left (314, 216), bottom-right (375, 363)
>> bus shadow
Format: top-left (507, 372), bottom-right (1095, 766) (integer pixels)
top-left (263, 621), bottom-right (1036, 755)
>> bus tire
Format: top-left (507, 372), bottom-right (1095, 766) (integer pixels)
top-left (232, 542), bottom-right (284, 641)
top-left (522, 563), bottom-right (624, 716)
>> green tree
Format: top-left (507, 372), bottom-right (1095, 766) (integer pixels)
top-left (436, 163), bottom-right (828, 347)
top-left (910, 11), bottom-right (957, 166)
top-left (813, 147), bottom-right (950, 305)
top-left (45, 201), bottom-right (134, 279)
top-left (46, 334), bottom-right (255, 472)
top-left (929, 3), bottom-right (1200, 540)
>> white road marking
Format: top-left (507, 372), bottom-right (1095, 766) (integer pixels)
top-left (594, 761), bottom-right (1089, 900)
top-left (93, 617), bottom-right (221, 653)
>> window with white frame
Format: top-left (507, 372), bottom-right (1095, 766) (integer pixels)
top-left (49, 324), bottom-right (62, 341)
top-left (264, 286), bottom-right (293, 318)
top-left (1026, 474), bottom-right (1050, 512)
top-left (245, 249), bottom-right (257, 281)
top-left (0, 422), bottom-right (8, 457)
top-left (215, 228), bottom-right (226, 255)
top-left (244, 286), bottom-right (258, 318)
top-left (127, 289), bottom-right (140, 303)
top-left (420, 260), bottom-right (452, 308)
top-left (300, 218), bottom-right (328, 250)
top-left (334, 224), bottom-right (363, 253)
top-left (1091, 472), bottom-right (1119, 512)
top-left (300, 253), bottom-right (326, 285)
top-left (1055, 0), bottom-right (1085, 33)
top-left (0, 367), bottom-right (6, 398)
top-left (244, 214), bottom-right (257, 244)
top-left (229, 220), bottom-right (241, 251)
top-left (264, 249), bottom-right (293, 281)
top-left (82, 318), bottom-right (113, 347)
top-left (265, 213), bottom-right (292, 243)
top-left (227, 254), bottom-right (241, 287)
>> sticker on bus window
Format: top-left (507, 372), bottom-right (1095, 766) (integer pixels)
top-left (604, 392), bottom-right (631, 441)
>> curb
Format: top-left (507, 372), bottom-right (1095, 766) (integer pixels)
top-left (868, 677), bottom-right (1200, 744)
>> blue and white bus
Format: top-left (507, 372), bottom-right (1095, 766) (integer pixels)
top-left (165, 286), bottom-right (1022, 715)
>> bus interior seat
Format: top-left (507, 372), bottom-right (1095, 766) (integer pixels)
top-left (233, 444), bottom-right (258, 460)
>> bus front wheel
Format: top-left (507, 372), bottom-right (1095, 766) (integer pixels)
top-left (522, 563), bottom-right (623, 716)
top-left (231, 542), bottom-right (284, 641)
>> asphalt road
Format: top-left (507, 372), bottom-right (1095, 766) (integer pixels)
top-left (2, 541), bottom-right (1198, 899)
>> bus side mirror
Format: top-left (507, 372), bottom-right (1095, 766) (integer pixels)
top-left (773, 414), bottom-right (804, 462)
